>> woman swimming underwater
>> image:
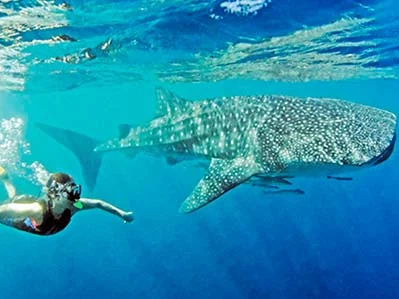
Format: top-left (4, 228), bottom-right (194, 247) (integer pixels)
top-left (0, 167), bottom-right (133, 236)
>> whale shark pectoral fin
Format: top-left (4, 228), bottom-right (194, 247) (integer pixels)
top-left (179, 157), bottom-right (261, 213)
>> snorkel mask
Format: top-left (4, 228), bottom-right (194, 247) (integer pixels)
top-left (66, 183), bottom-right (84, 209)
top-left (46, 176), bottom-right (83, 209)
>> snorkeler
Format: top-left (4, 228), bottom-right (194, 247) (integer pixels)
top-left (0, 166), bottom-right (133, 236)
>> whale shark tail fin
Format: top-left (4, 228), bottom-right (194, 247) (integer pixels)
top-left (35, 122), bottom-right (102, 191)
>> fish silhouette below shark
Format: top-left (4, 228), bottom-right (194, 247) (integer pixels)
top-left (36, 88), bottom-right (397, 213)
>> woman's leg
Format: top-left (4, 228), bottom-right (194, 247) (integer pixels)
top-left (0, 201), bottom-right (43, 231)
top-left (0, 204), bottom-right (17, 227)
top-left (0, 166), bottom-right (16, 199)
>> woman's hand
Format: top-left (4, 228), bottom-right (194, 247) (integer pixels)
top-left (122, 211), bottom-right (134, 223)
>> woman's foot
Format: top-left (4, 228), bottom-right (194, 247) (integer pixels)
top-left (0, 166), bottom-right (9, 181)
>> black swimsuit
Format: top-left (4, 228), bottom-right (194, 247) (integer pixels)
top-left (34, 200), bottom-right (72, 235)
top-left (12, 196), bottom-right (72, 236)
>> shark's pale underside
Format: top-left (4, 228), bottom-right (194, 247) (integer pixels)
top-left (36, 88), bottom-right (396, 213)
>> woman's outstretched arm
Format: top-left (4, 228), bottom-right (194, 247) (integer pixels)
top-left (76, 197), bottom-right (134, 223)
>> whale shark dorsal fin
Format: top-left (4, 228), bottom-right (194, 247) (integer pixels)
top-left (155, 87), bottom-right (191, 118)
top-left (118, 124), bottom-right (131, 139)
top-left (179, 157), bottom-right (261, 213)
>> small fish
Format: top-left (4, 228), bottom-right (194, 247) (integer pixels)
top-left (250, 181), bottom-right (280, 189)
top-left (263, 189), bottom-right (305, 195)
top-left (327, 176), bottom-right (353, 181)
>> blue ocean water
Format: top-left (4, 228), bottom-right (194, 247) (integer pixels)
top-left (1, 0), bottom-right (399, 298)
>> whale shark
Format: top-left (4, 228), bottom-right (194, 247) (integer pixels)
top-left (36, 88), bottom-right (397, 213)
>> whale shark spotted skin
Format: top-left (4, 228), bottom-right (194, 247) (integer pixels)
top-left (37, 88), bottom-right (397, 213)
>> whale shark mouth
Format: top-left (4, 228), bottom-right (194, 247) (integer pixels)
top-left (368, 132), bottom-right (396, 166)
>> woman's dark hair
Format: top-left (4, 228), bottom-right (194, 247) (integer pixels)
top-left (46, 173), bottom-right (73, 188)
top-left (46, 173), bottom-right (81, 202)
